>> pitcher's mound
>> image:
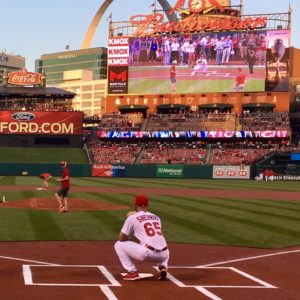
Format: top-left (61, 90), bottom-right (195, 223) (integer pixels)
top-left (0, 197), bottom-right (129, 211)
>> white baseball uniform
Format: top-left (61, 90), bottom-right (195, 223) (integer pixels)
top-left (114, 211), bottom-right (169, 273)
top-left (191, 58), bottom-right (207, 76)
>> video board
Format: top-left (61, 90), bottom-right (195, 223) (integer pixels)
top-left (97, 130), bottom-right (288, 139)
top-left (107, 29), bottom-right (290, 95)
top-left (0, 111), bottom-right (83, 135)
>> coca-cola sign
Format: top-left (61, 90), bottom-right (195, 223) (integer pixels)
top-left (8, 68), bottom-right (42, 86)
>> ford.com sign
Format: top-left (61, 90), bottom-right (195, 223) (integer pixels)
top-left (0, 111), bottom-right (83, 135)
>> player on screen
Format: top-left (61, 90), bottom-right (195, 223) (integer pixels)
top-left (170, 60), bottom-right (177, 93)
top-left (39, 173), bottom-right (52, 189)
top-left (191, 55), bottom-right (207, 76)
top-left (235, 67), bottom-right (246, 92)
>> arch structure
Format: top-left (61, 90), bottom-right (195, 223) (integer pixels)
top-left (81, 0), bottom-right (177, 49)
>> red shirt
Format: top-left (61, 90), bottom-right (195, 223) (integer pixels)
top-left (170, 65), bottom-right (176, 79)
top-left (236, 72), bottom-right (246, 85)
top-left (40, 173), bottom-right (51, 179)
top-left (61, 168), bottom-right (70, 188)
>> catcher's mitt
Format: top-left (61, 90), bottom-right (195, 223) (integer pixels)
top-left (126, 211), bottom-right (136, 218)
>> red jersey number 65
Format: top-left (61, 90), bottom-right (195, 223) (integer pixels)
top-left (144, 222), bottom-right (162, 237)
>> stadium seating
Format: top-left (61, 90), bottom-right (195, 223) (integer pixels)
top-left (89, 141), bottom-right (141, 164)
top-left (97, 113), bottom-right (144, 130)
top-left (240, 111), bottom-right (290, 131)
top-left (146, 112), bottom-right (237, 131)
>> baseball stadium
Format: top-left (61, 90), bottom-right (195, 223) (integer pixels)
top-left (1, 1), bottom-right (300, 299)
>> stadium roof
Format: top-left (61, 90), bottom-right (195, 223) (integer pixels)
top-left (118, 105), bottom-right (149, 110)
top-left (156, 104), bottom-right (190, 109)
top-left (0, 86), bottom-right (76, 99)
top-left (242, 103), bottom-right (275, 108)
top-left (198, 103), bottom-right (233, 109)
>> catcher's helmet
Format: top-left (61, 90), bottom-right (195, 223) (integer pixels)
top-left (134, 195), bottom-right (148, 207)
top-left (61, 160), bottom-right (67, 167)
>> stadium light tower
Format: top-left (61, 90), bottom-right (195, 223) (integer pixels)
top-left (81, 0), bottom-right (178, 49)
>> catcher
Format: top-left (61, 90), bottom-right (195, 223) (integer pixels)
top-left (39, 172), bottom-right (52, 189)
top-left (114, 195), bottom-right (169, 281)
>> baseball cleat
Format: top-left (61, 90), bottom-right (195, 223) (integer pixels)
top-left (122, 272), bottom-right (139, 281)
top-left (58, 206), bottom-right (65, 213)
top-left (157, 268), bottom-right (167, 281)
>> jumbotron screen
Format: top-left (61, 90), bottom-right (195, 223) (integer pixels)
top-left (107, 29), bottom-right (290, 95)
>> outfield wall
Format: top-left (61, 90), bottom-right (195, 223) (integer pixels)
top-left (0, 163), bottom-right (213, 178)
top-left (0, 163), bottom-right (92, 177)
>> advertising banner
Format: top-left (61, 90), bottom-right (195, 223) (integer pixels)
top-left (0, 111), bottom-right (83, 135)
top-left (108, 66), bottom-right (128, 94)
top-left (108, 36), bottom-right (130, 67)
top-left (8, 68), bottom-right (42, 86)
top-left (156, 165), bottom-right (183, 178)
top-left (97, 130), bottom-right (288, 139)
top-left (107, 36), bottom-right (129, 94)
top-left (92, 164), bottom-right (126, 177)
top-left (213, 165), bottom-right (250, 179)
top-left (273, 175), bottom-right (300, 181)
top-left (92, 164), bottom-right (113, 177)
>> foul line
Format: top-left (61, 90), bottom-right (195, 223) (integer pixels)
top-left (197, 248), bottom-right (300, 267)
top-left (0, 255), bottom-right (57, 265)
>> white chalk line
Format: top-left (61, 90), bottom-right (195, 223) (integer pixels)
top-left (230, 267), bottom-right (276, 288)
top-left (197, 248), bottom-right (300, 267)
top-left (4, 248), bottom-right (300, 300)
top-left (0, 255), bottom-right (57, 265)
top-left (155, 248), bottom-right (300, 300)
top-left (0, 255), bottom-right (119, 300)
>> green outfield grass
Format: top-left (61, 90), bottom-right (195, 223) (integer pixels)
top-left (1, 177), bottom-right (300, 249)
top-left (0, 147), bottom-right (88, 163)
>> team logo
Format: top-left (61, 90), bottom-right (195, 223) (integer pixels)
top-left (227, 170), bottom-right (236, 176)
top-left (11, 112), bottom-right (36, 121)
top-left (110, 70), bottom-right (127, 82)
top-left (215, 170), bottom-right (224, 176)
top-left (239, 170), bottom-right (248, 176)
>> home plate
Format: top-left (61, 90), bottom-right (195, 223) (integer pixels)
top-left (36, 188), bottom-right (46, 190)
top-left (121, 273), bottom-right (154, 280)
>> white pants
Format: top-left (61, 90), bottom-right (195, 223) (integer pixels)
top-left (114, 241), bottom-right (169, 273)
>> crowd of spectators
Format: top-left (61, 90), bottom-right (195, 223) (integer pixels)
top-left (89, 141), bottom-right (141, 164)
top-left (241, 111), bottom-right (290, 131)
top-left (0, 102), bottom-right (74, 112)
top-left (87, 139), bottom-right (297, 165)
top-left (86, 109), bottom-right (294, 165)
top-left (146, 112), bottom-right (237, 131)
top-left (97, 113), bottom-right (144, 130)
top-left (138, 141), bottom-right (207, 164)
top-left (211, 148), bottom-right (270, 165)
top-left (130, 31), bottom-right (267, 67)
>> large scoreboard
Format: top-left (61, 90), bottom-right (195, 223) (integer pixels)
top-left (107, 0), bottom-right (290, 97)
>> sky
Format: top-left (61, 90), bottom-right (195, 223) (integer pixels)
top-left (0, 0), bottom-right (298, 71)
